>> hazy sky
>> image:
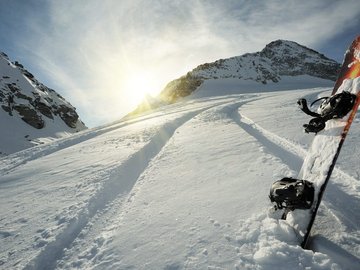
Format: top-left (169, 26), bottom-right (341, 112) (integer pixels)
top-left (1, 0), bottom-right (359, 127)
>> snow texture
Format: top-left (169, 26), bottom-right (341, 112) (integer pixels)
top-left (1, 77), bottom-right (359, 270)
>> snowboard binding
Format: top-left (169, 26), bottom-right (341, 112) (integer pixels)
top-left (269, 177), bottom-right (315, 211)
top-left (297, 91), bottom-right (356, 133)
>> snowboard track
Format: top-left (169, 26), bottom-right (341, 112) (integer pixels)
top-left (232, 109), bottom-right (304, 172)
top-left (23, 111), bottom-right (203, 270)
top-left (232, 107), bottom-right (360, 197)
top-left (23, 98), bottom-right (259, 270)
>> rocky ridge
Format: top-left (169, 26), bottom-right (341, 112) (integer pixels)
top-left (0, 52), bottom-right (85, 130)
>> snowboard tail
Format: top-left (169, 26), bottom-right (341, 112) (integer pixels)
top-left (270, 36), bottom-right (360, 249)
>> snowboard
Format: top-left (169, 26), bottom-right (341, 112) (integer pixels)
top-left (271, 36), bottom-right (360, 249)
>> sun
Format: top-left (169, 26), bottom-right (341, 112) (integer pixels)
top-left (124, 71), bottom-right (162, 108)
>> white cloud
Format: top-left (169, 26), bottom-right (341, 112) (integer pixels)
top-left (15, 0), bottom-right (360, 126)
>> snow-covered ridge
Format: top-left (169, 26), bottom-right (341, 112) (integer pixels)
top-left (0, 52), bottom-right (86, 155)
top-left (159, 40), bottom-right (340, 103)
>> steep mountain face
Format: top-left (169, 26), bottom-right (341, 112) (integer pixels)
top-left (0, 52), bottom-right (86, 155)
top-left (159, 40), bottom-right (340, 103)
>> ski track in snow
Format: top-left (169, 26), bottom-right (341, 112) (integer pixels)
top-left (22, 108), bottom-right (208, 270)
top-left (235, 90), bottom-right (360, 200)
top-left (235, 111), bottom-right (303, 173)
top-left (22, 96), bottom-right (262, 270)
top-left (238, 108), bottom-right (360, 198)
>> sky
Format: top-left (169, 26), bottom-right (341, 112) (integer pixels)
top-left (0, 0), bottom-right (359, 127)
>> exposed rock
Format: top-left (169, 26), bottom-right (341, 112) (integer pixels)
top-left (1, 104), bottom-right (10, 113)
top-left (160, 74), bottom-right (203, 103)
top-left (35, 101), bottom-right (53, 119)
top-left (15, 91), bottom-right (33, 102)
top-left (14, 104), bottom-right (44, 129)
top-left (55, 105), bottom-right (79, 128)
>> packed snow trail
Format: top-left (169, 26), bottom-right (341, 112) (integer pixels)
top-left (1, 89), bottom-right (359, 269)
top-left (23, 108), bottom-right (210, 270)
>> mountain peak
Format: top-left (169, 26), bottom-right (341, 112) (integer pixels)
top-left (261, 39), bottom-right (307, 56)
top-left (263, 39), bottom-right (304, 49)
top-left (260, 39), bottom-right (331, 61)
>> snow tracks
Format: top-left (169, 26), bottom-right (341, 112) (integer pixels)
top-left (22, 98), bottom-right (241, 270)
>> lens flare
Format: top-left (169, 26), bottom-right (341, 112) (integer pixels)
top-left (123, 71), bottom-right (162, 109)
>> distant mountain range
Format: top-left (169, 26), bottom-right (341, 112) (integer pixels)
top-left (129, 40), bottom-right (340, 116)
top-left (0, 52), bottom-right (86, 155)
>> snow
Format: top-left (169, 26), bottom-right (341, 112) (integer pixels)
top-left (191, 75), bottom-right (334, 98)
top-left (1, 79), bottom-right (360, 269)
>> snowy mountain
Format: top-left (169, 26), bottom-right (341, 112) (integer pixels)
top-left (129, 40), bottom-right (340, 118)
top-left (160, 40), bottom-right (340, 103)
top-left (0, 52), bottom-right (86, 155)
top-left (1, 75), bottom-right (360, 269)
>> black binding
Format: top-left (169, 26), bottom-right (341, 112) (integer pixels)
top-left (297, 91), bottom-right (356, 133)
top-left (269, 177), bottom-right (315, 211)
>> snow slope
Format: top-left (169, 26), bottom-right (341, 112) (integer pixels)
top-left (1, 82), bottom-right (360, 269)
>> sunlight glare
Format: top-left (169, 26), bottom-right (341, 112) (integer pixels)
top-left (124, 71), bottom-right (163, 108)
